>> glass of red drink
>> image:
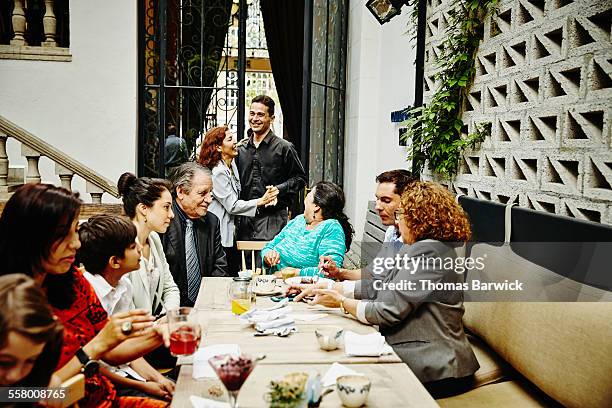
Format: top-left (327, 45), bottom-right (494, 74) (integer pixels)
top-left (208, 354), bottom-right (256, 408)
top-left (167, 307), bottom-right (201, 356)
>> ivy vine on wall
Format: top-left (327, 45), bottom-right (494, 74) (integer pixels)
top-left (402, 0), bottom-right (499, 179)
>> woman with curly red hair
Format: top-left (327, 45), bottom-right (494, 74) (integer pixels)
top-left (293, 181), bottom-right (479, 398)
top-left (198, 126), bottom-right (278, 273)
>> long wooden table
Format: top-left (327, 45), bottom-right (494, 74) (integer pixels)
top-left (171, 277), bottom-right (438, 407)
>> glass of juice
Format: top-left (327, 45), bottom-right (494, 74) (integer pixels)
top-left (229, 277), bottom-right (253, 315)
top-left (167, 307), bottom-right (201, 356)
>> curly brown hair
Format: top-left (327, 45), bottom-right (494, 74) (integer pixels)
top-left (400, 181), bottom-right (471, 242)
top-left (198, 126), bottom-right (228, 169)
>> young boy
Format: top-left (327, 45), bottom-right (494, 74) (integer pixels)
top-left (78, 214), bottom-right (174, 401)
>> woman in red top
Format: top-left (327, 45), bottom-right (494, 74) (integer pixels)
top-left (0, 183), bottom-right (170, 408)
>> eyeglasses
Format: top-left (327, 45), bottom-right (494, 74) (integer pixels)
top-left (394, 209), bottom-right (406, 222)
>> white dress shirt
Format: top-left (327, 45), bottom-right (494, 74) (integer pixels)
top-left (84, 271), bottom-right (134, 315)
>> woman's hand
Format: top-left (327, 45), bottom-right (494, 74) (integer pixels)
top-left (306, 288), bottom-right (344, 308)
top-left (318, 256), bottom-right (342, 280)
top-left (264, 250), bottom-right (281, 267)
top-left (257, 186), bottom-right (279, 206)
top-left (86, 309), bottom-right (155, 358)
top-left (138, 380), bottom-right (173, 400)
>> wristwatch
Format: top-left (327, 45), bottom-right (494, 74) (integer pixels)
top-left (76, 347), bottom-right (100, 377)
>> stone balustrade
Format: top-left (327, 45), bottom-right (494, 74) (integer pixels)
top-left (1, 0), bottom-right (70, 61)
top-left (0, 116), bottom-right (118, 203)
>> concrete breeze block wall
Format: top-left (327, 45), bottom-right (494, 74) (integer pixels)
top-left (423, 0), bottom-right (612, 225)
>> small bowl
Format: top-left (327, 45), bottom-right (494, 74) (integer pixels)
top-left (336, 375), bottom-right (371, 407)
top-left (314, 326), bottom-right (343, 351)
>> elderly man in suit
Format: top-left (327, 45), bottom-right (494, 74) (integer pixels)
top-left (162, 162), bottom-right (228, 307)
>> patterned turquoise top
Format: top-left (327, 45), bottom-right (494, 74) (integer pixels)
top-left (261, 215), bottom-right (346, 277)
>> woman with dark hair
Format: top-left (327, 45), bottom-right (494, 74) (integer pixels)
top-left (0, 274), bottom-right (63, 388)
top-left (0, 183), bottom-right (168, 408)
top-left (117, 173), bottom-right (180, 316)
top-left (262, 181), bottom-right (353, 278)
top-left (198, 126), bottom-right (278, 273)
top-left (293, 181), bottom-right (479, 398)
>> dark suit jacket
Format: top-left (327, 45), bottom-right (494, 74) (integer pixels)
top-left (161, 208), bottom-right (228, 307)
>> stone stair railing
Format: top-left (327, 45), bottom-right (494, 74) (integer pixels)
top-left (0, 114), bottom-right (118, 203)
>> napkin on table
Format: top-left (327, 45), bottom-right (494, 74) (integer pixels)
top-left (190, 395), bottom-right (229, 408)
top-left (192, 344), bottom-right (241, 379)
top-left (344, 331), bottom-right (393, 357)
top-left (320, 362), bottom-right (365, 387)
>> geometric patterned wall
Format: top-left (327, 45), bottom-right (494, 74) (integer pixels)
top-left (423, 0), bottom-right (612, 225)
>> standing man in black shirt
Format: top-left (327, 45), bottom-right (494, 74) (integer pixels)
top-left (236, 95), bottom-right (307, 241)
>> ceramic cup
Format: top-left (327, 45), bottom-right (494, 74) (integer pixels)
top-left (254, 275), bottom-right (277, 293)
top-left (314, 326), bottom-right (343, 351)
top-left (336, 375), bottom-right (371, 407)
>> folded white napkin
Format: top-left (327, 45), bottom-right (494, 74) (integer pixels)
top-left (321, 362), bottom-right (364, 387)
top-left (241, 306), bottom-right (293, 324)
top-left (190, 395), bottom-right (229, 408)
top-left (344, 331), bottom-right (393, 357)
top-left (192, 344), bottom-right (241, 379)
top-left (255, 316), bottom-right (295, 331)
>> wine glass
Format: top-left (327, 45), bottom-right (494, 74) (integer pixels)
top-left (208, 353), bottom-right (256, 408)
top-left (167, 307), bottom-right (201, 356)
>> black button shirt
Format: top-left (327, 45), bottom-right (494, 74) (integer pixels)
top-left (236, 130), bottom-right (306, 210)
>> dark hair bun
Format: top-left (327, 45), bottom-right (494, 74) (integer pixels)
top-left (117, 172), bottom-right (137, 197)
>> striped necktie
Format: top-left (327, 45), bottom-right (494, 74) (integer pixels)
top-left (185, 219), bottom-right (201, 303)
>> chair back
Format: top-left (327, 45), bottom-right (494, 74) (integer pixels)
top-left (236, 240), bottom-right (269, 274)
top-left (59, 373), bottom-right (85, 408)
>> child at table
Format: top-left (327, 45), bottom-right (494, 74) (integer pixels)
top-left (79, 214), bottom-right (175, 401)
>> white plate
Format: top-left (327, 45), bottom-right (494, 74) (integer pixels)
top-left (253, 286), bottom-right (283, 296)
top-left (284, 276), bottom-right (334, 286)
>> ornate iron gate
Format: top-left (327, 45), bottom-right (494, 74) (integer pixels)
top-left (138, 0), bottom-right (243, 177)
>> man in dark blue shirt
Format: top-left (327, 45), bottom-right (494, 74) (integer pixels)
top-left (236, 95), bottom-right (307, 241)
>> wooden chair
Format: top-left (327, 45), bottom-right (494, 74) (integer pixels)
top-left (59, 373), bottom-right (85, 408)
top-left (236, 240), bottom-right (268, 274)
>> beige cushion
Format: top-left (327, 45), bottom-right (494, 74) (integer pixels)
top-left (464, 302), bottom-right (612, 408)
top-left (437, 380), bottom-right (553, 408)
top-left (467, 333), bottom-right (513, 388)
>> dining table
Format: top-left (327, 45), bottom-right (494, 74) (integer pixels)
top-left (171, 277), bottom-right (439, 407)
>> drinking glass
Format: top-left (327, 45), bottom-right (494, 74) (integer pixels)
top-left (208, 354), bottom-right (256, 408)
top-left (167, 307), bottom-right (201, 356)
top-left (228, 277), bottom-right (253, 315)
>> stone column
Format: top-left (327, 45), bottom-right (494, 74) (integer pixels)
top-left (86, 181), bottom-right (104, 204)
top-left (0, 133), bottom-right (8, 187)
top-left (55, 163), bottom-right (74, 191)
top-left (10, 0), bottom-right (27, 46)
top-left (21, 145), bottom-right (42, 184)
top-left (42, 0), bottom-right (58, 47)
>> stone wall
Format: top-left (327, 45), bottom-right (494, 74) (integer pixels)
top-left (423, 0), bottom-right (612, 224)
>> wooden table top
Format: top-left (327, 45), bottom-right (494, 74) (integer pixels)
top-left (172, 277), bottom-right (438, 407)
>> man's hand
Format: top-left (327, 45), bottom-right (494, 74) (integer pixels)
top-left (264, 250), bottom-right (281, 267)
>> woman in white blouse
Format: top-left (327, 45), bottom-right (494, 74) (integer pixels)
top-left (197, 126), bottom-right (278, 273)
top-left (117, 172), bottom-right (180, 316)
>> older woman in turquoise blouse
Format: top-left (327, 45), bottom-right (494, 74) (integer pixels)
top-left (261, 181), bottom-right (354, 278)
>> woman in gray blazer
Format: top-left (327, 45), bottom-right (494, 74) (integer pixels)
top-left (295, 181), bottom-right (479, 398)
top-left (198, 126), bottom-right (278, 273)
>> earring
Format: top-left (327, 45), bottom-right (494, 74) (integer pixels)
top-left (144, 216), bottom-right (148, 224)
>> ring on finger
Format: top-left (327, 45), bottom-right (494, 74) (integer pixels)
top-left (121, 321), bottom-right (133, 335)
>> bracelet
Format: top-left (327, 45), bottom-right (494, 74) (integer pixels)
top-left (340, 296), bottom-right (349, 314)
